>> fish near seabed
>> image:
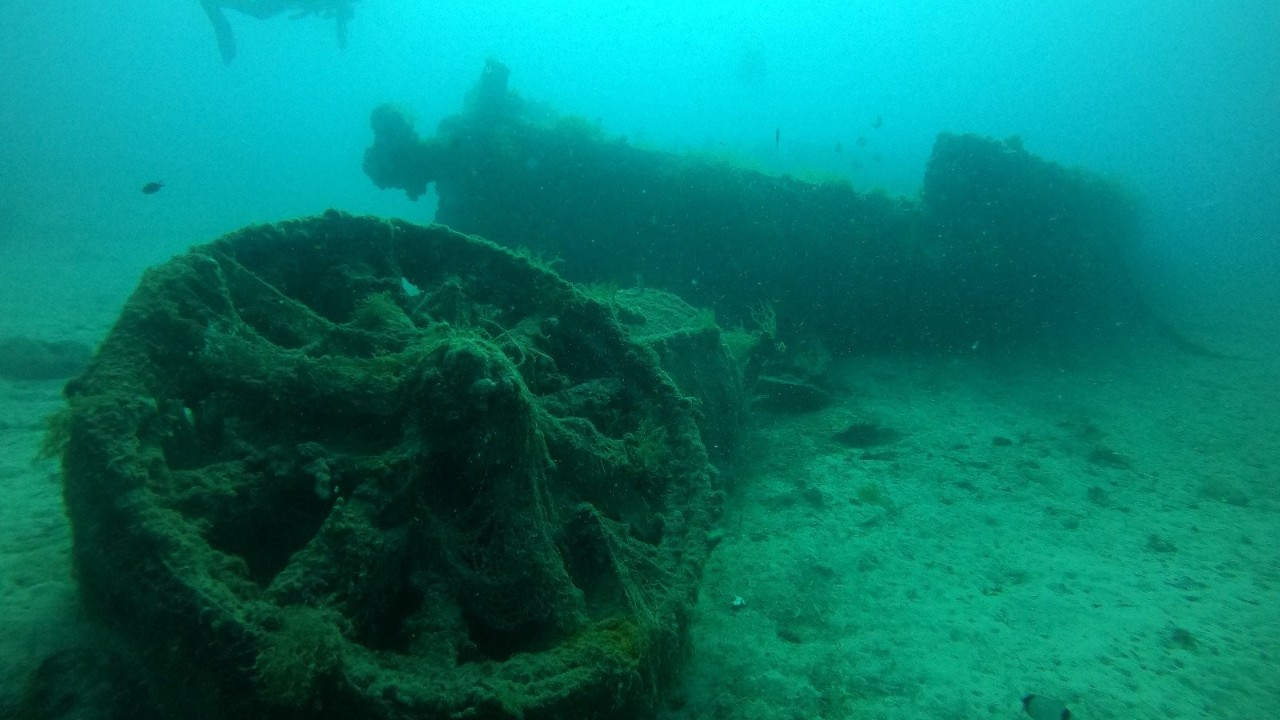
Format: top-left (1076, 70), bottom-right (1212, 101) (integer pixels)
top-left (141, 181), bottom-right (164, 194)
top-left (1022, 694), bottom-right (1071, 720)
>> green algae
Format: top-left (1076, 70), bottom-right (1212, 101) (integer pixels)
top-left (59, 211), bottom-right (741, 719)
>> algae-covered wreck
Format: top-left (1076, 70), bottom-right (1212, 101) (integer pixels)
top-left (44, 58), bottom-right (1151, 720)
top-left (57, 212), bottom-right (741, 719)
top-left (366, 59), bottom-right (1143, 353)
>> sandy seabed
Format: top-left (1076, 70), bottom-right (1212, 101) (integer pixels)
top-left (1, 242), bottom-right (1276, 720)
top-left (671, 328), bottom-right (1279, 720)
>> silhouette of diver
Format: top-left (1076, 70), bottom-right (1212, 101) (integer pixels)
top-left (200, 0), bottom-right (356, 63)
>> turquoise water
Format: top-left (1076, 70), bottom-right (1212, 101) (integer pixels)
top-left (1, 2), bottom-right (1277, 718)
top-left (3, 1), bottom-right (1277, 300)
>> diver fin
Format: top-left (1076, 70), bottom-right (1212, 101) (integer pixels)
top-left (201, 0), bottom-right (238, 63)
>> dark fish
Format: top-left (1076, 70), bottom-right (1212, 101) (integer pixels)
top-left (855, 135), bottom-right (867, 147)
top-left (834, 141), bottom-right (843, 153)
top-left (775, 127), bottom-right (780, 149)
top-left (141, 181), bottom-right (164, 194)
top-left (1022, 694), bottom-right (1071, 720)
top-left (871, 114), bottom-right (883, 129)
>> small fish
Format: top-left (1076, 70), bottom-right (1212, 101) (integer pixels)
top-left (141, 181), bottom-right (164, 194)
top-left (855, 135), bottom-right (868, 147)
top-left (834, 141), bottom-right (843, 153)
top-left (1022, 694), bottom-right (1071, 720)
top-left (775, 127), bottom-right (780, 149)
top-left (871, 114), bottom-right (883, 129)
